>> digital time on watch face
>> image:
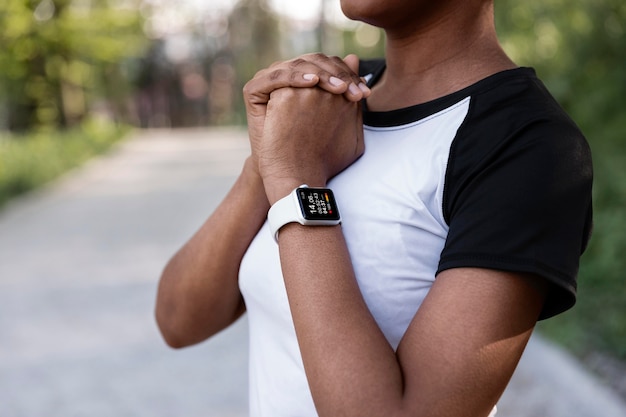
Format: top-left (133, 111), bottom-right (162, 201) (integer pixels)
top-left (297, 188), bottom-right (340, 221)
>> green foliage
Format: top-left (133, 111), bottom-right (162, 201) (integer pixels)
top-left (0, 119), bottom-right (128, 207)
top-left (496, 0), bottom-right (626, 124)
top-left (0, 0), bottom-right (147, 130)
top-left (496, 0), bottom-right (626, 359)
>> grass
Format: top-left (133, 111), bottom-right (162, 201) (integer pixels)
top-left (0, 119), bottom-right (128, 209)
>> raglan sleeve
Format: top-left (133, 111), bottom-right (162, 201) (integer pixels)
top-left (437, 117), bottom-right (593, 319)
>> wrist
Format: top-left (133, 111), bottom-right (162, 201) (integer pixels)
top-left (267, 184), bottom-right (341, 242)
top-left (264, 176), bottom-right (327, 205)
top-left (240, 157), bottom-right (270, 205)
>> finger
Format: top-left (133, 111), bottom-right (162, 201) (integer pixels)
top-left (343, 54), bottom-right (360, 74)
top-left (287, 55), bottom-right (355, 95)
top-left (244, 54), bottom-right (368, 107)
top-left (243, 67), bottom-right (320, 107)
top-left (343, 54), bottom-right (371, 99)
top-left (300, 54), bottom-right (368, 102)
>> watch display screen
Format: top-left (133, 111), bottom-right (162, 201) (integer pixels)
top-left (297, 188), bottom-right (340, 221)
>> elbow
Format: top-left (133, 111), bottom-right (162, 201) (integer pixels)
top-left (155, 302), bottom-right (239, 349)
top-left (154, 259), bottom-right (245, 348)
top-left (161, 333), bottom-right (192, 350)
top-left (154, 284), bottom-right (200, 349)
top-left (155, 261), bottom-right (200, 349)
top-left (154, 289), bottom-right (237, 349)
top-left (155, 303), bottom-right (193, 349)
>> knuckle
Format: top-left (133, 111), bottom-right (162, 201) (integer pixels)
top-left (242, 80), bottom-right (254, 97)
top-left (288, 58), bottom-right (306, 68)
top-left (269, 68), bottom-right (284, 81)
top-left (289, 70), bottom-right (302, 82)
top-left (328, 55), bottom-right (343, 63)
top-left (316, 69), bottom-right (331, 78)
top-left (310, 52), bottom-right (328, 61)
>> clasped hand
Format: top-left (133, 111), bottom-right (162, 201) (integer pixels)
top-left (243, 54), bottom-right (369, 204)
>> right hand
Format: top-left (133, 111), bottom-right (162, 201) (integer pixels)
top-left (254, 84), bottom-right (365, 204)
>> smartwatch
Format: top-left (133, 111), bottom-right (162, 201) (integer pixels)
top-left (268, 184), bottom-right (341, 242)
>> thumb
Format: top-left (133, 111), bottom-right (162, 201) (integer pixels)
top-left (343, 54), bottom-right (360, 76)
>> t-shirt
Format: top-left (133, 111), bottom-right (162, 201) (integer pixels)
top-left (238, 61), bottom-right (593, 417)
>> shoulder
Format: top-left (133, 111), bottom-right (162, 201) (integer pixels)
top-left (459, 68), bottom-right (585, 143)
top-left (439, 69), bottom-right (593, 319)
top-left (445, 68), bottom-right (592, 220)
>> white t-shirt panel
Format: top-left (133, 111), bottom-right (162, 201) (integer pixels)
top-left (238, 98), bottom-right (471, 417)
top-left (236, 64), bottom-right (593, 417)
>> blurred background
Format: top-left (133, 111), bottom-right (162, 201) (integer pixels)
top-left (0, 0), bottom-right (625, 414)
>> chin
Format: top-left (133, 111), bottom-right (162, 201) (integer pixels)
top-left (340, 0), bottom-right (383, 25)
top-left (339, 0), bottom-right (407, 29)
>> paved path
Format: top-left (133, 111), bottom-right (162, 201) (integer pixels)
top-left (1, 128), bottom-right (625, 417)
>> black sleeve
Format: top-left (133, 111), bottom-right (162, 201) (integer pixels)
top-left (438, 88), bottom-right (593, 319)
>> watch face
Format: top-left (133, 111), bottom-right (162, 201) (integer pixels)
top-left (297, 188), bottom-right (340, 221)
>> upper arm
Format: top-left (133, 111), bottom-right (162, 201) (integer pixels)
top-left (396, 267), bottom-right (547, 417)
top-left (440, 95), bottom-right (593, 320)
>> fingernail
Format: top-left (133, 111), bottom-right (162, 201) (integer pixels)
top-left (358, 82), bottom-right (370, 93)
top-left (303, 73), bottom-right (317, 81)
top-left (329, 76), bottom-right (346, 87)
top-left (349, 83), bottom-right (361, 96)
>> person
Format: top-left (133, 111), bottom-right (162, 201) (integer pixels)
top-left (155, 0), bottom-right (593, 416)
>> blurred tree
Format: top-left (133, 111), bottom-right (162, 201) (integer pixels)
top-left (0, 0), bottom-right (147, 131)
top-left (134, 1), bottom-right (236, 128)
top-left (228, 0), bottom-right (282, 123)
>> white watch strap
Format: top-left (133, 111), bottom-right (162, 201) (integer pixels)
top-left (267, 185), bottom-right (307, 242)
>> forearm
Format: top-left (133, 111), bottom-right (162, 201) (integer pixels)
top-left (255, 83), bottom-right (398, 414)
top-left (278, 223), bottom-right (405, 416)
top-left (278, 220), bottom-right (543, 417)
top-left (156, 157), bottom-right (269, 347)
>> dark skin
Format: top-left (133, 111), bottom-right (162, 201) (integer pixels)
top-left (155, 54), bottom-right (367, 348)
top-left (156, 0), bottom-right (548, 415)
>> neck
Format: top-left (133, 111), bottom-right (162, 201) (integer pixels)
top-left (367, 3), bottom-right (516, 111)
